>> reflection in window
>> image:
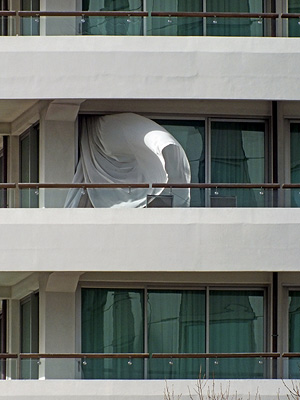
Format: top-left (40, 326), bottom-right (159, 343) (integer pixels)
top-left (21, 0), bottom-right (40, 36)
top-left (209, 290), bottom-right (264, 379)
top-left (290, 123), bottom-right (300, 207)
top-left (81, 288), bottom-right (265, 379)
top-left (289, 291), bottom-right (300, 378)
top-left (211, 121), bottom-right (265, 207)
top-left (157, 120), bottom-right (266, 207)
top-left (206, 0), bottom-right (264, 37)
top-left (82, 0), bottom-right (143, 35)
top-left (0, 0), bottom-right (8, 36)
top-left (20, 124), bottom-right (39, 208)
top-left (148, 0), bottom-right (203, 36)
top-left (20, 293), bottom-right (39, 379)
top-left (288, 0), bottom-right (300, 37)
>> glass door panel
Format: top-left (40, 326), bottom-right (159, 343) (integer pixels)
top-left (290, 123), bottom-right (300, 207)
top-left (81, 288), bottom-right (144, 379)
top-left (148, 290), bottom-right (206, 379)
top-left (211, 121), bottom-right (265, 207)
top-left (209, 290), bottom-right (265, 379)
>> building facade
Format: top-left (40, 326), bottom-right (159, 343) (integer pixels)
top-left (1, 0), bottom-right (300, 399)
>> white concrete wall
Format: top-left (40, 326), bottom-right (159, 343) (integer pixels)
top-left (1, 36), bottom-right (300, 100)
top-left (0, 208), bottom-right (299, 272)
top-left (0, 379), bottom-right (296, 399)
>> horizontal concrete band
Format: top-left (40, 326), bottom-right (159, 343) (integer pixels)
top-left (0, 208), bottom-right (299, 272)
top-left (0, 37), bottom-right (300, 100)
top-left (0, 379), bottom-right (294, 399)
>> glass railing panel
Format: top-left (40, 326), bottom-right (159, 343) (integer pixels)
top-left (147, 16), bottom-right (203, 36)
top-left (208, 357), bottom-right (268, 379)
top-left (20, 357), bottom-right (145, 379)
top-left (206, 17), bottom-right (264, 37)
top-left (0, 16), bottom-right (16, 36)
top-left (288, 357), bottom-right (300, 379)
top-left (16, 186), bottom-right (281, 208)
top-left (148, 357), bottom-right (206, 379)
top-left (0, 358), bottom-right (18, 380)
top-left (81, 15), bottom-right (143, 36)
top-left (208, 188), bottom-right (276, 208)
top-left (81, 358), bottom-right (144, 379)
top-left (285, 188), bottom-right (300, 208)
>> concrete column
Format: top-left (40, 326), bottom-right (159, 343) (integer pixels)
top-left (7, 135), bottom-right (19, 207)
top-left (7, 299), bottom-right (20, 379)
top-left (40, 0), bottom-right (78, 36)
top-left (39, 106), bottom-right (76, 208)
top-left (39, 273), bottom-right (79, 379)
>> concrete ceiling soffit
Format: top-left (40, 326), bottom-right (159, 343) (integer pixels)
top-left (45, 100), bottom-right (85, 122)
top-left (0, 286), bottom-right (12, 299)
top-left (11, 273), bottom-right (40, 300)
top-left (0, 123), bottom-right (11, 135)
top-left (45, 272), bottom-right (83, 293)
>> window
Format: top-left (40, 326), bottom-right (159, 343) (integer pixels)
top-left (20, 124), bottom-right (39, 208)
top-left (288, 0), bottom-right (300, 37)
top-left (290, 122), bottom-right (300, 207)
top-left (0, 300), bottom-right (7, 380)
top-left (0, 137), bottom-right (7, 208)
top-left (20, 293), bottom-right (39, 379)
top-left (288, 290), bottom-right (300, 378)
top-left (156, 119), bottom-right (268, 207)
top-left (21, 0), bottom-right (40, 36)
top-left (81, 287), bottom-right (266, 379)
top-left (0, 0), bottom-right (8, 36)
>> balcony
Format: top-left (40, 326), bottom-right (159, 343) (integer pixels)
top-left (1, 10), bottom-right (300, 37)
top-left (0, 182), bottom-right (299, 208)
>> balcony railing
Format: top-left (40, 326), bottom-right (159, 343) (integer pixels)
top-left (2, 182), bottom-right (300, 208)
top-left (1, 11), bottom-right (300, 37)
top-left (2, 352), bottom-right (300, 380)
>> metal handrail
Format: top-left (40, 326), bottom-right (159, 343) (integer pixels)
top-left (282, 13), bottom-right (300, 19)
top-left (0, 353), bottom-right (18, 359)
top-left (151, 12), bottom-right (278, 19)
top-left (152, 352), bottom-right (280, 359)
top-left (18, 11), bottom-right (148, 17)
top-left (0, 184), bottom-right (16, 189)
top-left (282, 353), bottom-right (300, 358)
top-left (0, 11), bottom-right (16, 16)
top-left (2, 11), bottom-right (300, 21)
top-left (18, 183), bottom-right (149, 189)
top-left (152, 183), bottom-right (280, 189)
top-left (17, 183), bottom-right (280, 190)
top-left (20, 353), bottom-right (149, 359)
top-left (282, 184), bottom-right (300, 189)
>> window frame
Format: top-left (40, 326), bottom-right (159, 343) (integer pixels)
top-left (78, 283), bottom-right (269, 379)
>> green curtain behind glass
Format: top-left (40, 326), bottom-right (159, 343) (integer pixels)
top-left (288, 0), bottom-right (300, 37)
top-left (206, 0), bottom-right (263, 37)
top-left (290, 123), bottom-right (300, 207)
top-left (289, 291), bottom-right (300, 378)
top-left (147, 0), bottom-right (203, 36)
top-left (81, 288), bottom-right (144, 379)
top-left (148, 290), bottom-right (206, 379)
top-left (82, 0), bottom-right (143, 35)
top-left (209, 290), bottom-right (264, 379)
top-left (157, 120), bottom-right (205, 207)
top-left (211, 121), bottom-right (265, 207)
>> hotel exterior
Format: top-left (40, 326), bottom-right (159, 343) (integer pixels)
top-left (1, 0), bottom-right (300, 399)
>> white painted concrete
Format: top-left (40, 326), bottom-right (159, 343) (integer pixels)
top-left (1, 36), bottom-right (300, 100)
top-left (0, 208), bottom-right (299, 272)
top-left (0, 379), bottom-right (295, 399)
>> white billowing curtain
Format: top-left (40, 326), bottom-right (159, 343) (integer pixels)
top-left (65, 113), bottom-right (191, 208)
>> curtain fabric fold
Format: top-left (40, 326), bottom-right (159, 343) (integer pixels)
top-left (65, 113), bottom-right (191, 208)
